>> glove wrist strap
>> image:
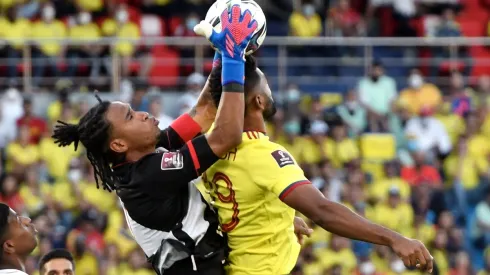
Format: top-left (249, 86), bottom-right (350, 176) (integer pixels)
top-left (222, 57), bottom-right (245, 86)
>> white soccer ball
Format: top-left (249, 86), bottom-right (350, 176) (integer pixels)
top-left (205, 0), bottom-right (267, 55)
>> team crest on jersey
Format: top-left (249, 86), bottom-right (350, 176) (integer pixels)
top-left (160, 152), bottom-right (184, 170)
top-left (271, 150), bottom-right (294, 168)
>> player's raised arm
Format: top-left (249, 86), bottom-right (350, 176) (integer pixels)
top-left (194, 4), bottom-right (258, 157)
top-left (282, 184), bottom-right (434, 273)
top-left (156, 59), bottom-right (218, 150)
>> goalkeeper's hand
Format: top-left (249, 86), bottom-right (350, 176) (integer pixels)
top-left (194, 3), bottom-right (258, 61)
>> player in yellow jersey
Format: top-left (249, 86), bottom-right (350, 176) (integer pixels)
top-left (199, 55), bottom-right (434, 275)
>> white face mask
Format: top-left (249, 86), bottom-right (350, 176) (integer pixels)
top-left (287, 89), bottom-right (301, 102)
top-left (116, 10), bottom-right (128, 23)
top-left (409, 74), bottom-right (424, 89)
top-left (68, 169), bottom-right (82, 183)
top-left (78, 12), bottom-right (91, 25)
top-left (303, 4), bottom-right (315, 16)
top-left (42, 6), bottom-right (55, 21)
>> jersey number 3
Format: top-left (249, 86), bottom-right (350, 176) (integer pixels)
top-left (204, 172), bottom-right (240, 232)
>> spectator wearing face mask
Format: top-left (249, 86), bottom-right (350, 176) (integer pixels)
top-left (0, 4), bottom-right (31, 79)
top-left (279, 119), bottom-right (304, 163)
top-left (358, 61), bottom-right (397, 133)
top-left (288, 1), bottom-right (324, 76)
top-left (66, 9), bottom-right (105, 82)
top-left (432, 8), bottom-right (472, 77)
top-left (404, 106), bottom-right (452, 160)
top-left (173, 12), bottom-right (210, 76)
top-left (337, 89), bottom-right (367, 136)
top-left (31, 3), bottom-right (67, 87)
top-left (399, 69), bottom-right (442, 115)
top-left (101, 4), bottom-right (140, 78)
top-left (177, 72), bottom-right (206, 115)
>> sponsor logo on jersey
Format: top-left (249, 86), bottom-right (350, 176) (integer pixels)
top-left (271, 150), bottom-right (294, 168)
top-left (160, 152), bottom-right (184, 170)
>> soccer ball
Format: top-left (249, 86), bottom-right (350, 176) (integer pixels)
top-left (205, 0), bottom-right (267, 55)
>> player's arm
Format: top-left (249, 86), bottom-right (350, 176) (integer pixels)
top-left (282, 185), bottom-right (434, 273)
top-left (156, 76), bottom-right (218, 150)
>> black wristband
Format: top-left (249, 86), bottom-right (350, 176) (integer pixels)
top-left (223, 83), bottom-right (245, 93)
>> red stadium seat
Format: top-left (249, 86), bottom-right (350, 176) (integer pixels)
top-left (148, 46), bottom-right (179, 87)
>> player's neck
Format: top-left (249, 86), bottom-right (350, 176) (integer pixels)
top-left (125, 147), bottom-right (156, 163)
top-left (243, 113), bottom-right (266, 133)
top-left (0, 256), bottom-right (26, 272)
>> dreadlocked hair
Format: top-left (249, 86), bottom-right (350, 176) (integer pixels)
top-left (52, 94), bottom-right (117, 192)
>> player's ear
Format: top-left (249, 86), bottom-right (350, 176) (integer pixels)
top-left (3, 240), bottom-right (15, 254)
top-left (109, 138), bottom-right (128, 153)
top-left (253, 94), bottom-right (266, 111)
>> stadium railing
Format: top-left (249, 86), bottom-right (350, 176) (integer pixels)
top-left (0, 36), bottom-right (486, 93)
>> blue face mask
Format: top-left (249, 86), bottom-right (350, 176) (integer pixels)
top-left (284, 121), bottom-right (301, 135)
top-left (407, 140), bottom-right (418, 152)
top-left (186, 18), bottom-right (198, 30)
top-left (303, 5), bottom-right (315, 17)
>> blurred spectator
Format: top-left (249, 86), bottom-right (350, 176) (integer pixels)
top-left (289, 1), bottom-right (323, 75)
top-left (372, 186), bottom-right (414, 236)
top-left (0, 4), bottom-right (31, 79)
top-left (66, 9), bottom-right (105, 83)
top-left (399, 69), bottom-right (442, 115)
top-left (102, 3), bottom-right (141, 79)
top-left (6, 126), bottom-right (39, 176)
top-left (18, 168), bottom-right (49, 216)
top-left (358, 61), bottom-right (397, 132)
top-left (401, 151), bottom-right (442, 187)
top-left (449, 251), bottom-right (474, 275)
top-left (149, 97), bottom-right (173, 130)
top-left (431, 230), bottom-right (450, 275)
top-left (31, 3), bottom-right (67, 87)
top-left (435, 98), bottom-right (466, 146)
top-left (369, 161), bottom-right (410, 203)
top-left (476, 75), bottom-right (490, 108)
top-left (177, 72), bottom-right (206, 115)
top-left (300, 95), bottom-right (326, 135)
top-left (433, 8), bottom-right (472, 77)
top-left (337, 89), bottom-right (366, 136)
top-left (66, 232), bottom-right (99, 275)
top-left (280, 119), bottom-right (304, 164)
top-left (17, 0), bottom-right (40, 19)
top-left (474, 188), bottom-right (490, 247)
top-left (130, 82), bottom-right (150, 112)
top-left (325, 123), bottom-right (359, 168)
top-left (404, 106), bottom-right (452, 159)
top-left (301, 120), bottom-right (328, 167)
top-left (316, 235), bottom-right (357, 274)
top-left (480, 250), bottom-right (490, 275)
top-left (326, 0), bottom-right (364, 37)
top-left (0, 175), bottom-right (24, 214)
top-left (466, 112), bottom-right (490, 162)
top-left (172, 12), bottom-right (205, 76)
top-left (289, 1), bottom-right (322, 37)
top-left (449, 71), bottom-right (472, 117)
top-left (16, 98), bottom-right (47, 145)
top-left (47, 89), bottom-right (70, 124)
top-left (77, 0), bottom-right (104, 14)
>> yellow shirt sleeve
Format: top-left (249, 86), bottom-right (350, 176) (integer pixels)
top-left (255, 147), bottom-right (309, 199)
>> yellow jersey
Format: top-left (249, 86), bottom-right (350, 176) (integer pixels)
top-left (201, 131), bottom-right (309, 275)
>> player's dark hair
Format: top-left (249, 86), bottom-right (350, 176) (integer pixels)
top-left (0, 203), bottom-right (10, 263)
top-left (209, 55), bottom-right (261, 108)
top-left (52, 94), bottom-right (117, 192)
top-left (39, 249), bottom-right (75, 273)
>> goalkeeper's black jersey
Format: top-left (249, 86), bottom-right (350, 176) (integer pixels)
top-left (112, 126), bottom-right (225, 274)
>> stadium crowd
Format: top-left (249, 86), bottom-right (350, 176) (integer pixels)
top-left (2, 0), bottom-right (490, 275)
